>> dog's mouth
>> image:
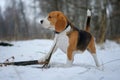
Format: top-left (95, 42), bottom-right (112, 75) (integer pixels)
top-left (48, 26), bottom-right (55, 31)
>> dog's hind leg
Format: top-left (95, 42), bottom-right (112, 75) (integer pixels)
top-left (87, 37), bottom-right (100, 67)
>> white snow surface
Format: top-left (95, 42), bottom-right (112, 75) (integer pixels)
top-left (0, 39), bottom-right (120, 80)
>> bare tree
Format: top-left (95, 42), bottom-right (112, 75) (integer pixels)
top-left (0, 7), bottom-right (5, 39)
top-left (19, 0), bottom-right (29, 39)
top-left (97, 0), bottom-right (107, 44)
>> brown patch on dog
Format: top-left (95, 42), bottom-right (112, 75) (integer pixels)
top-left (67, 30), bottom-right (79, 60)
top-left (87, 36), bottom-right (96, 54)
top-left (48, 11), bottom-right (67, 33)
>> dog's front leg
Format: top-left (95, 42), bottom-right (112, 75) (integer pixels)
top-left (38, 34), bottom-right (58, 65)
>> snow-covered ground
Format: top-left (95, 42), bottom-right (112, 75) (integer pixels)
top-left (0, 39), bottom-right (120, 80)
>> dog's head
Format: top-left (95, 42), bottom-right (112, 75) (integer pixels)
top-left (40, 11), bottom-right (68, 33)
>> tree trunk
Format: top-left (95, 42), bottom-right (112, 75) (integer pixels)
top-left (98, 9), bottom-right (107, 44)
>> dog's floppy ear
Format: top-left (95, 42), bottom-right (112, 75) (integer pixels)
top-left (55, 14), bottom-right (67, 33)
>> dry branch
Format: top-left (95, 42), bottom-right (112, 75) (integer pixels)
top-left (0, 40), bottom-right (57, 68)
top-left (0, 60), bottom-right (47, 66)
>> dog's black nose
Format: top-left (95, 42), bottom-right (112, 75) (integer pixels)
top-left (40, 20), bottom-right (43, 24)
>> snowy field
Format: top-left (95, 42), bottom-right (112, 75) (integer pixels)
top-left (0, 39), bottom-right (120, 80)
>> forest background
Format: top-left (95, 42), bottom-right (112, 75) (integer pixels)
top-left (0, 0), bottom-right (120, 44)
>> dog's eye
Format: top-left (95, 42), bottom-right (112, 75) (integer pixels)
top-left (48, 16), bottom-right (52, 19)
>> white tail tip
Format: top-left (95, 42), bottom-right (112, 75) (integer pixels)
top-left (87, 9), bottom-right (91, 16)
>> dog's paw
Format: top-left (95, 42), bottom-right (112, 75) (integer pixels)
top-left (63, 63), bottom-right (72, 68)
top-left (63, 60), bottom-right (73, 67)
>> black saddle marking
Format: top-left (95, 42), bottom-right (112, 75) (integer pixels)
top-left (76, 29), bottom-right (92, 51)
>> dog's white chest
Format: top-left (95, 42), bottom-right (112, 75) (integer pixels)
top-left (56, 33), bottom-right (69, 53)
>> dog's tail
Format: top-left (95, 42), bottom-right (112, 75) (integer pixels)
top-left (85, 9), bottom-right (91, 32)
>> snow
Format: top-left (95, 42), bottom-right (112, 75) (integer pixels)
top-left (0, 39), bottom-right (120, 80)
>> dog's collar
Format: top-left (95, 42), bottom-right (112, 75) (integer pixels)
top-left (54, 23), bottom-right (69, 34)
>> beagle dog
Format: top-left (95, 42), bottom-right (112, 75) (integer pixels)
top-left (39, 10), bottom-right (100, 67)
